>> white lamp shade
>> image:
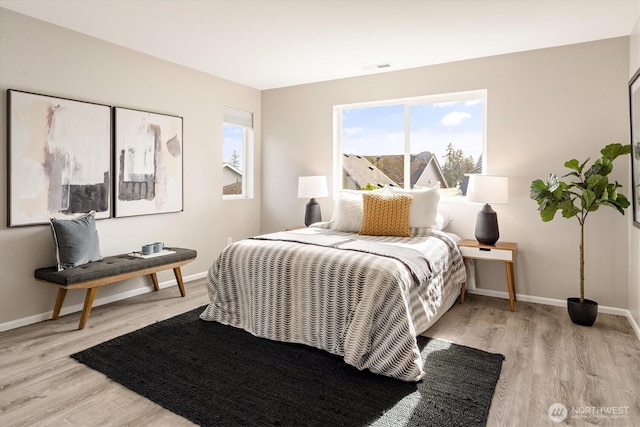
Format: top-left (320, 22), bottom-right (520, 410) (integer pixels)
top-left (466, 175), bottom-right (509, 204)
top-left (298, 176), bottom-right (328, 199)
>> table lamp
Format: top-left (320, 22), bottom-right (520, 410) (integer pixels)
top-left (466, 175), bottom-right (509, 245)
top-left (298, 176), bottom-right (328, 226)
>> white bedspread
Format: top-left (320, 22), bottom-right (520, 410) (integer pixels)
top-left (200, 227), bottom-right (466, 381)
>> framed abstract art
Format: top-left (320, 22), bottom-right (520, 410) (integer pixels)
top-left (630, 69), bottom-right (640, 229)
top-left (7, 90), bottom-right (111, 226)
top-left (114, 107), bottom-right (183, 217)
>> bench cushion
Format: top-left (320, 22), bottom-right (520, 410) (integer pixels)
top-left (35, 247), bottom-right (197, 285)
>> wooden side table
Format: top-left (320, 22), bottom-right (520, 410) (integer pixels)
top-left (285, 226), bottom-right (307, 231)
top-left (457, 239), bottom-right (518, 312)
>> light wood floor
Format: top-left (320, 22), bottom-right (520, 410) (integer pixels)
top-left (1, 280), bottom-right (639, 427)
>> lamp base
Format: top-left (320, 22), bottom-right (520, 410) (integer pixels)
top-left (475, 203), bottom-right (499, 246)
top-left (304, 198), bottom-right (322, 226)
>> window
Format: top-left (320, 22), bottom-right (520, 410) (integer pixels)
top-left (223, 107), bottom-right (254, 199)
top-left (334, 90), bottom-right (486, 197)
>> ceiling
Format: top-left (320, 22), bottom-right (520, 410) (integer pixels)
top-left (1, 0), bottom-right (638, 90)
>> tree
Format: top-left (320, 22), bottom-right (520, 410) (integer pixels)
top-left (230, 150), bottom-right (240, 169)
top-left (442, 143), bottom-right (475, 187)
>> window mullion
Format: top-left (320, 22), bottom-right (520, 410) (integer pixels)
top-left (404, 104), bottom-right (411, 189)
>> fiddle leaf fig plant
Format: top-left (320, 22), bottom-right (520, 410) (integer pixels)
top-left (530, 143), bottom-right (631, 304)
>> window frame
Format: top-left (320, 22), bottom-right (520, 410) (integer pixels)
top-left (223, 107), bottom-right (254, 200)
top-left (333, 89), bottom-right (487, 198)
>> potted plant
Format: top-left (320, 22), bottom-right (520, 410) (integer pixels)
top-left (530, 143), bottom-right (631, 326)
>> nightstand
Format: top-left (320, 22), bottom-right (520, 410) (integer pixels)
top-left (285, 226), bottom-right (307, 231)
top-left (457, 239), bottom-right (518, 312)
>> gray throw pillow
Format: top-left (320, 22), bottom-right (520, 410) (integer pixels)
top-left (50, 211), bottom-right (102, 271)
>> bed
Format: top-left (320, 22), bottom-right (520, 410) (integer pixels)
top-left (200, 187), bottom-right (466, 382)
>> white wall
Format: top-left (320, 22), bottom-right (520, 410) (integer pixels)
top-left (629, 18), bottom-right (640, 327)
top-left (0, 9), bottom-right (262, 327)
top-left (1, 8), bottom-right (636, 329)
top-left (262, 37), bottom-right (632, 309)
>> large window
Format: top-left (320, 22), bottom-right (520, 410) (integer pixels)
top-left (334, 90), bottom-right (486, 196)
top-left (223, 107), bottom-right (254, 199)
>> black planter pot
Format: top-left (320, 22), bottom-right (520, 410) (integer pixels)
top-left (567, 297), bottom-right (598, 326)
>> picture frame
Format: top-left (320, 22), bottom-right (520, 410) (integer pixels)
top-left (114, 107), bottom-right (183, 218)
top-left (630, 69), bottom-right (640, 229)
top-left (7, 90), bottom-right (112, 227)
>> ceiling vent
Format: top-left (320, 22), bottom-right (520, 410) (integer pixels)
top-left (362, 63), bottom-right (391, 71)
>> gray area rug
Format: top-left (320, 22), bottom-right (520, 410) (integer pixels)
top-left (71, 306), bottom-right (504, 426)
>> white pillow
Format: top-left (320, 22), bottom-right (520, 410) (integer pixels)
top-left (387, 186), bottom-right (440, 229)
top-left (435, 212), bottom-right (453, 230)
top-left (330, 189), bottom-right (384, 232)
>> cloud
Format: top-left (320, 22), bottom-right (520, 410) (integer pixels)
top-left (343, 126), bottom-right (363, 136)
top-left (465, 99), bottom-right (482, 106)
top-left (440, 111), bottom-right (471, 127)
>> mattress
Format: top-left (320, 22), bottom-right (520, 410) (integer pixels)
top-left (200, 226), bottom-right (466, 381)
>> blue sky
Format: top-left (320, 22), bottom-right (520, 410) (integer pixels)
top-left (223, 124), bottom-right (243, 170)
top-left (341, 99), bottom-right (484, 166)
top-left (223, 99), bottom-right (484, 173)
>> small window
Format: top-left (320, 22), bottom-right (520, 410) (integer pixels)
top-left (223, 107), bottom-right (254, 199)
top-left (335, 90), bottom-right (486, 197)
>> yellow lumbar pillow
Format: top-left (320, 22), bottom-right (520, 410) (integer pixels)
top-left (359, 193), bottom-right (413, 237)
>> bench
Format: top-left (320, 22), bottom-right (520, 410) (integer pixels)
top-left (35, 247), bottom-right (197, 330)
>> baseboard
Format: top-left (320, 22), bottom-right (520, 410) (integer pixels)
top-left (0, 271), bottom-right (208, 332)
top-left (468, 288), bottom-right (640, 341)
top-left (4, 277), bottom-right (639, 341)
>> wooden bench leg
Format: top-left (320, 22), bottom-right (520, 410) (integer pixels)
top-left (460, 282), bottom-right (466, 304)
top-left (173, 267), bottom-right (186, 297)
top-left (150, 272), bottom-right (160, 291)
top-left (78, 287), bottom-right (98, 330)
top-left (52, 288), bottom-right (68, 320)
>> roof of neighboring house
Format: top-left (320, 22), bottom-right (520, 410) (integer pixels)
top-left (342, 154), bottom-right (398, 189)
top-left (342, 151), bottom-right (450, 190)
top-left (413, 152), bottom-right (448, 188)
top-left (223, 162), bottom-right (242, 176)
top-left (364, 155), bottom-right (404, 187)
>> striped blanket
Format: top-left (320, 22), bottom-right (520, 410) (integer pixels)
top-left (249, 231), bottom-right (434, 285)
top-left (200, 227), bottom-right (466, 381)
